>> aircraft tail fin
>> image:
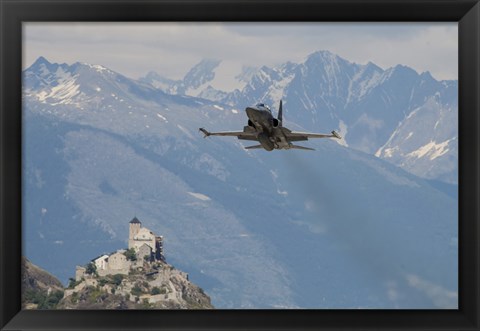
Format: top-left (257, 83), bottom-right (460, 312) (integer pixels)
top-left (278, 100), bottom-right (283, 124)
top-left (244, 145), bottom-right (263, 150)
top-left (290, 144), bottom-right (315, 151)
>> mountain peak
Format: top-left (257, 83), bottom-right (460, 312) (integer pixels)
top-left (27, 56), bottom-right (54, 73)
top-left (393, 64), bottom-right (417, 74)
top-left (380, 64), bottom-right (419, 82)
top-left (145, 70), bottom-right (161, 79)
top-left (198, 58), bottom-right (221, 66)
top-left (365, 61), bottom-right (383, 72)
top-left (309, 50), bottom-right (334, 57)
top-left (184, 59), bottom-right (221, 78)
top-left (305, 50), bottom-right (339, 62)
top-left (420, 71), bottom-right (434, 81)
top-left (303, 50), bottom-right (353, 73)
top-left (182, 59), bottom-right (222, 93)
top-left (33, 56), bottom-right (51, 66)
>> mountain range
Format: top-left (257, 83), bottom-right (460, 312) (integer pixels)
top-left (141, 51), bottom-right (458, 184)
top-left (22, 53), bottom-right (458, 308)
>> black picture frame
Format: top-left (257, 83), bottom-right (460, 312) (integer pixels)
top-left (1, 0), bottom-right (479, 330)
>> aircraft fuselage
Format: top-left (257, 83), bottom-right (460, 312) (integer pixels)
top-left (245, 105), bottom-right (289, 151)
top-left (245, 106), bottom-right (274, 132)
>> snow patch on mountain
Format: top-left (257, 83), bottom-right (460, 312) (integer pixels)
top-left (376, 92), bottom-right (457, 184)
top-left (83, 63), bottom-right (111, 74)
top-left (346, 62), bottom-right (384, 104)
top-left (407, 140), bottom-right (451, 160)
top-left (156, 113), bottom-right (168, 122)
top-left (268, 73), bottom-right (295, 104)
top-left (188, 192), bottom-right (211, 201)
top-left (37, 76), bottom-right (81, 105)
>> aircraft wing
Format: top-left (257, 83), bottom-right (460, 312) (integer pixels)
top-left (281, 127), bottom-right (341, 141)
top-left (199, 128), bottom-right (258, 141)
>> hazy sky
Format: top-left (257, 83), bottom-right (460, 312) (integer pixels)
top-left (24, 22), bottom-right (458, 83)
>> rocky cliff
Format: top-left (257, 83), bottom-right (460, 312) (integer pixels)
top-left (59, 259), bottom-right (213, 309)
top-left (22, 257), bottom-right (214, 309)
top-left (22, 257), bottom-right (65, 309)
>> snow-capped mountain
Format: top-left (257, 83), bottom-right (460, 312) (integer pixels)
top-left (139, 71), bottom-right (180, 94)
top-left (235, 65), bottom-right (259, 84)
top-left (375, 82), bottom-right (458, 184)
top-left (139, 59), bottom-right (222, 96)
top-left (223, 51), bottom-right (456, 157)
top-left (182, 59), bottom-right (222, 94)
top-left (23, 57), bottom-right (457, 309)
top-left (140, 51), bottom-right (457, 184)
top-left (140, 59), bottom-right (250, 101)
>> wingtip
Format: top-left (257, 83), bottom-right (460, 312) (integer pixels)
top-left (332, 130), bottom-right (341, 139)
top-left (199, 128), bottom-right (210, 138)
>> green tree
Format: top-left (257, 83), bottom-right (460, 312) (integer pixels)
top-left (71, 292), bottom-right (79, 304)
top-left (110, 274), bottom-right (125, 286)
top-left (38, 290), bottom-right (64, 309)
top-left (151, 287), bottom-right (161, 295)
top-left (131, 285), bottom-right (143, 297)
top-left (98, 278), bottom-right (108, 287)
top-left (68, 278), bottom-right (82, 289)
top-left (85, 262), bottom-right (97, 275)
top-left (141, 298), bottom-right (153, 308)
top-left (124, 248), bottom-right (137, 261)
top-left (67, 278), bottom-right (76, 288)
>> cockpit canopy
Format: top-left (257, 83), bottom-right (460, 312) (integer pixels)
top-left (256, 103), bottom-right (271, 112)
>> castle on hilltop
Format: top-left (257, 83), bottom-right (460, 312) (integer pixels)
top-left (128, 217), bottom-right (164, 260)
top-left (75, 217), bottom-right (164, 280)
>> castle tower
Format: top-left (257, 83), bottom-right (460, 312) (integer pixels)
top-left (128, 217), bottom-right (141, 249)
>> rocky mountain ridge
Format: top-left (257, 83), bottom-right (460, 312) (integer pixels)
top-left (22, 257), bottom-right (65, 309)
top-left (22, 256), bottom-right (213, 309)
top-left (61, 259), bottom-right (213, 309)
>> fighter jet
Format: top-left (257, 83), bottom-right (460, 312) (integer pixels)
top-left (199, 100), bottom-right (341, 151)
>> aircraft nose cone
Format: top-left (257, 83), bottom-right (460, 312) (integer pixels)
top-left (246, 107), bottom-right (257, 119)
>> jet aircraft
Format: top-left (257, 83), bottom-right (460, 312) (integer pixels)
top-left (199, 100), bottom-right (341, 151)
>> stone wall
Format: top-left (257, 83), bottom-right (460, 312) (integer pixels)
top-left (108, 252), bottom-right (130, 270)
top-left (75, 266), bottom-right (86, 281)
top-left (97, 268), bottom-right (129, 277)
